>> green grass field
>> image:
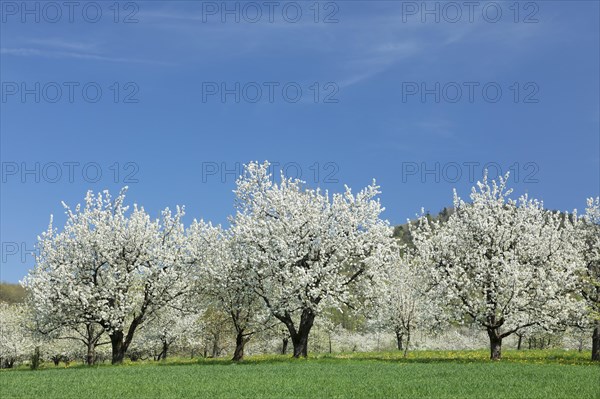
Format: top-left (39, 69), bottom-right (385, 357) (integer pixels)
top-left (1, 350), bottom-right (598, 398)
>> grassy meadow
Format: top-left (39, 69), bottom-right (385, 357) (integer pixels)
top-left (1, 350), bottom-right (598, 398)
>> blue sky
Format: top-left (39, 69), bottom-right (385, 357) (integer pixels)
top-left (1, 1), bottom-right (599, 283)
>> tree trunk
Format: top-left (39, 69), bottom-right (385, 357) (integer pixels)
top-left (232, 332), bottom-right (248, 361)
top-left (108, 316), bottom-right (142, 365)
top-left (395, 330), bottom-right (404, 351)
top-left (110, 331), bottom-right (126, 365)
top-left (289, 309), bottom-right (315, 358)
top-left (85, 322), bottom-right (102, 365)
top-left (403, 327), bottom-right (411, 358)
top-left (211, 332), bottom-right (220, 358)
top-left (281, 337), bottom-right (288, 355)
top-left (160, 341), bottom-right (169, 361)
top-left (517, 334), bottom-right (522, 350)
top-left (292, 332), bottom-right (309, 358)
top-left (30, 347), bottom-right (41, 370)
top-left (592, 322), bottom-right (600, 361)
top-left (487, 328), bottom-right (502, 360)
top-left (86, 341), bottom-right (95, 365)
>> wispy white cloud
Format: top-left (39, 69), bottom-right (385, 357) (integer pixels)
top-left (0, 47), bottom-right (175, 66)
top-left (1, 3), bottom-right (548, 78)
top-left (23, 38), bottom-right (98, 52)
top-left (338, 40), bottom-right (420, 88)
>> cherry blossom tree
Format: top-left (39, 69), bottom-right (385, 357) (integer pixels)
top-left (47, 322), bottom-right (107, 365)
top-left (578, 197), bottom-right (600, 361)
top-left (132, 307), bottom-right (200, 361)
top-left (21, 278), bottom-right (107, 366)
top-left (0, 303), bottom-right (33, 368)
top-left (373, 256), bottom-right (429, 356)
top-left (188, 221), bottom-right (271, 361)
top-left (196, 308), bottom-right (232, 358)
top-left (410, 173), bottom-right (584, 360)
top-left (43, 335), bottom-right (87, 366)
top-left (231, 161), bottom-right (396, 357)
top-left (22, 188), bottom-right (193, 364)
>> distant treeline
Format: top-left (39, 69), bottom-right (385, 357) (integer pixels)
top-left (393, 207), bottom-right (454, 246)
top-left (0, 282), bottom-right (26, 304)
